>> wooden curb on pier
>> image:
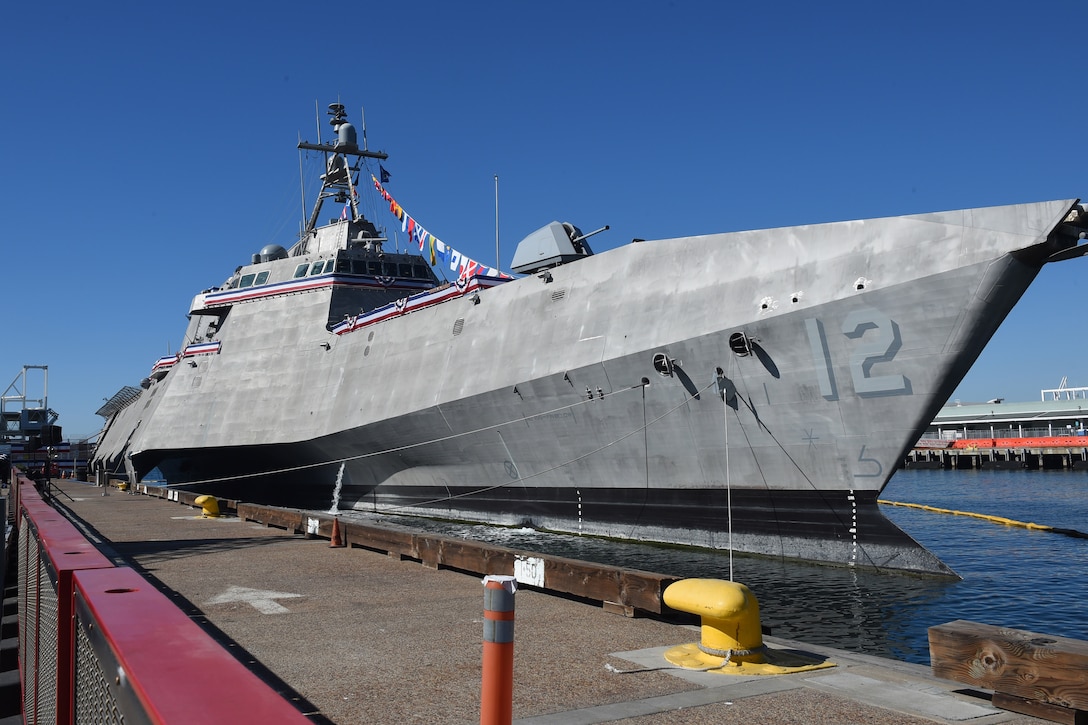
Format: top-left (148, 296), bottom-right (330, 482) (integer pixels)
top-left (929, 620), bottom-right (1088, 724)
top-left (135, 484), bottom-right (678, 616)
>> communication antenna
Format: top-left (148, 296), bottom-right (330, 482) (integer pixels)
top-left (298, 132), bottom-right (307, 235)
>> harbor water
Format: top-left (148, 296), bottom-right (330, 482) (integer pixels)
top-left (351, 468), bottom-right (1087, 665)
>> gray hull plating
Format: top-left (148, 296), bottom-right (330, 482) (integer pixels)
top-left (94, 196), bottom-right (1086, 576)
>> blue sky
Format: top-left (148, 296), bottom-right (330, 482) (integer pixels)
top-left (2, 1), bottom-right (1085, 440)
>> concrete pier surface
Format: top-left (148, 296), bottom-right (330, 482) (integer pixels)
top-left (44, 479), bottom-right (1045, 724)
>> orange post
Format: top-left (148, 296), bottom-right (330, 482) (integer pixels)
top-left (480, 575), bottom-right (517, 725)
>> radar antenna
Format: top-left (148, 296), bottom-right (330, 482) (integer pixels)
top-left (298, 104), bottom-right (388, 236)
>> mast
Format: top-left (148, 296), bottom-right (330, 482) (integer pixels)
top-left (297, 132), bottom-right (307, 237)
top-left (360, 105), bottom-right (369, 151)
top-left (297, 103), bottom-right (388, 236)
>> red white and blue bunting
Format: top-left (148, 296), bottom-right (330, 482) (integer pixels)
top-left (330, 275), bottom-right (508, 336)
top-left (372, 175), bottom-right (513, 281)
top-left (149, 341), bottom-right (222, 377)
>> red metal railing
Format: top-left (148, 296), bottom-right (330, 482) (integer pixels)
top-left (12, 473), bottom-right (311, 724)
top-left (947, 435), bottom-right (1088, 450)
top-left (18, 477), bottom-right (113, 724)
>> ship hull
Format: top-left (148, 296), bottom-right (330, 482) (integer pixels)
top-left (162, 449), bottom-right (949, 575)
top-left (94, 199), bottom-right (1085, 576)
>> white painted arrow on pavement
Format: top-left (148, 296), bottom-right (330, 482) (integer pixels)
top-left (206, 585), bottom-right (303, 614)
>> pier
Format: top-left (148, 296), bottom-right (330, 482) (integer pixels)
top-left (904, 437), bottom-right (1088, 470)
top-left (3, 473), bottom-right (1064, 724)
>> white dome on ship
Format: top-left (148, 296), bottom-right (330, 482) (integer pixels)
top-left (259, 244), bottom-right (288, 262)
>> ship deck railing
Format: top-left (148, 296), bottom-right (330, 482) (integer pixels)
top-left (924, 426), bottom-right (1088, 442)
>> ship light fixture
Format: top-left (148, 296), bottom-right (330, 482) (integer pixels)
top-left (320, 341), bottom-right (332, 350)
top-left (538, 271), bottom-right (553, 283)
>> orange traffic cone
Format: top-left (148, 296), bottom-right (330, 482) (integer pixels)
top-left (329, 517), bottom-right (346, 548)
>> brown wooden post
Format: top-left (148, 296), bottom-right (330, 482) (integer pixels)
top-left (929, 620), bottom-right (1088, 723)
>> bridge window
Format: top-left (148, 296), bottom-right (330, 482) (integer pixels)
top-left (239, 273), bottom-right (256, 288)
top-left (254, 271), bottom-right (269, 285)
top-left (310, 261), bottom-right (325, 276)
top-left (324, 259), bottom-right (337, 273)
top-left (336, 258), bottom-right (350, 273)
top-left (293, 263), bottom-right (308, 279)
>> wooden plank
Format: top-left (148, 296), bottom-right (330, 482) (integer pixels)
top-left (620, 570), bottom-right (678, 613)
top-left (992, 692), bottom-right (1086, 725)
top-left (929, 620), bottom-right (1088, 710)
top-left (415, 536), bottom-right (442, 569)
top-left (340, 521), bottom-right (418, 558)
top-left (481, 549), bottom-right (517, 576)
top-left (602, 601), bottom-right (636, 618)
top-left (433, 538), bottom-right (482, 571)
top-left (176, 495), bottom-right (673, 615)
top-left (436, 539), bottom-right (516, 575)
top-left (238, 503), bottom-right (305, 534)
top-left (543, 556), bottom-right (623, 604)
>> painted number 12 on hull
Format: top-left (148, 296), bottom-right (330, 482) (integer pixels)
top-left (804, 307), bottom-right (911, 400)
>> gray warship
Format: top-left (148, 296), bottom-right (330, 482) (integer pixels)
top-left (92, 103), bottom-right (1088, 576)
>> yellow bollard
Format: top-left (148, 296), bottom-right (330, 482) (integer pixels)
top-left (663, 578), bottom-right (765, 667)
top-left (194, 494), bottom-right (220, 518)
top-left (661, 578), bottom-right (835, 675)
